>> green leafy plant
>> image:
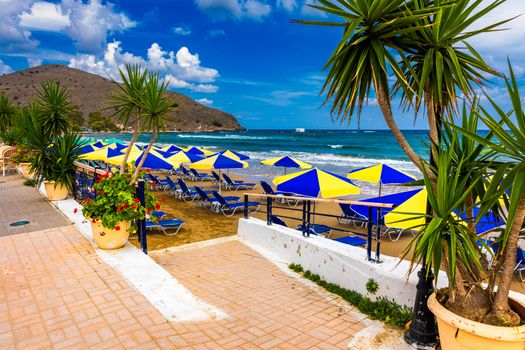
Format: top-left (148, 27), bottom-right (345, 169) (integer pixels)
top-left (23, 178), bottom-right (38, 187)
top-left (35, 80), bottom-right (74, 137)
top-left (289, 264), bottom-right (412, 328)
top-left (81, 170), bottom-right (160, 232)
top-left (449, 62), bottom-right (525, 326)
top-left (0, 93), bottom-right (17, 136)
top-left (366, 278), bottom-right (379, 295)
top-left (9, 146), bottom-right (35, 165)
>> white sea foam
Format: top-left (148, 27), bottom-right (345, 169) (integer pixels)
top-left (177, 134), bottom-right (268, 140)
top-left (328, 145), bottom-right (344, 149)
top-left (363, 130), bottom-right (376, 133)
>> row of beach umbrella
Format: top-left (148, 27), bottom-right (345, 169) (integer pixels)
top-left (79, 140), bottom-right (430, 229)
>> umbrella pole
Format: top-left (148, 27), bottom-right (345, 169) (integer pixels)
top-left (219, 170), bottom-right (222, 194)
top-left (379, 181), bottom-right (382, 197)
top-left (284, 168), bottom-right (287, 175)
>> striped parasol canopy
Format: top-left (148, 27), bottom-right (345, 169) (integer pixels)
top-left (274, 168), bottom-right (359, 198)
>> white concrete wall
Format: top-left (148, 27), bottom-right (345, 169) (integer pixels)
top-left (238, 218), bottom-right (446, 307)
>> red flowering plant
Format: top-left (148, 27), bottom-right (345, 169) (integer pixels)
top-left (81, 170), bottom-right (159, 233)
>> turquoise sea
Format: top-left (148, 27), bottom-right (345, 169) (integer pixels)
top-left (95, 129), bottom-right (431, 195)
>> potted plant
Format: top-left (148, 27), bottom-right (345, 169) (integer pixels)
top-left (402, 64), bottom-right (525, 349)
top-left (9, 146), bottom-right (36, 178)
top-left (81, 170), bottom-right (160, 249)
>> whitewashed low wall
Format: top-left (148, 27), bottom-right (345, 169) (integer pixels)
top-left (238, 218), bottom-right (446, 307)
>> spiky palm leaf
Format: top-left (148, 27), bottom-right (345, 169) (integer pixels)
top-left (0, 93), bottom-right (17, 134)
top-left (36, 80), bottom-right (74, 137)
top-left (395, 0), bottom-right (511, 117)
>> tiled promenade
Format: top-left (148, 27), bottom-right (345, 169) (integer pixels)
top-left (0, 174), bottom-right (373, 349)
top-left (0, 175), bottom-right (69, 236)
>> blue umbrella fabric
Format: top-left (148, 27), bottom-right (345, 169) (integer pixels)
top-left (135, 151), bottom-right (173, 170)
top-left (92, 141), bottom-right (105, 148)
top-left (274, 168), bottom-right (360, 198)
top-left (79, 144), bottom-right (97, 155)
top-left (165, 145), bottom-right (183, 153)
top-left (456, 207), bottom-right (505, 235)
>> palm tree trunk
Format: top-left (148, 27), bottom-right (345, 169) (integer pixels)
top-left (375, 80), bottom-right (425, 172)
top-left (488, 195), bottom-right (525, 324)
top-left (425, 87), bottom-right (440, 159)
top-left (120, 128), bottom-right (139, 174)
top-left (131, 128), bottom-right (156, 185)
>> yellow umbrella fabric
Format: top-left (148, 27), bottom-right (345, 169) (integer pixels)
top-left (106, 148), bottom-right (142, 165)
top-left (384, 188), bottom-right (427, 229)
top-left (273, 168), bottom-right (360, 198)
top-left (80, 146), bottom-right (111, 161)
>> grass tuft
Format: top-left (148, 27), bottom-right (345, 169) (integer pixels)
top-left (288, 263), bottom-right (412, 328)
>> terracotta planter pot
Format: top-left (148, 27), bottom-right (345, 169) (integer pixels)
top-left (43, 181), bottom-right (69, 201)
top-left (91, 221), bottom-right (130, 250)
top-left (18, 163), bottom-right (34, 179)
top-left (428, 292), bottom-right (525, 350)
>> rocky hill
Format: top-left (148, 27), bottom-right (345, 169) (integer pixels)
top-left (0, 64), bottom-right (243, 132)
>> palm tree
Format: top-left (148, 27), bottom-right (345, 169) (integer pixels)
top-left (107, 64), bottom-right (148, 173)
top-left (295, 0), bottom-right (507, 170)
top-left (0, 93), bottom-right (17, 135)
top-left (396, 0), bottom-right (511, 149)
top-left (130, 72), bottom-right (174, 184)
top-left (453, 63), bottom-right (525, 326)
top-left (36, 80), bottom-right (74, 138)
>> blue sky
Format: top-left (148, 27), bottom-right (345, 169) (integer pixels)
top-left (0, 0), bottom-right (524, 130)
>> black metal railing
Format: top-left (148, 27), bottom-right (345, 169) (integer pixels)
top-left (243, 193), bottom-right (395, 263)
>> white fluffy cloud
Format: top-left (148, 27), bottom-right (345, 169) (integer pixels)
top-left (19, 2), bottom-right (71, 32)
top-left (0, 60), bottom-right (13, 75)
top-left (276, 0), bottom-right (297, 12)
top-left (1, 0), bottom-right (134, 54)
top-left (27, 57), bottom-right (43, 67)
top-left (196, 98), bottom-right (213, 105)
top-left (0, 0), bottom-right (39, 52)
top-left (68, 41), bottom-right (219, 93)
top-left (195, 0), bottom-right (271, 20)
top-left (173, 26), bottom-right (192, 36)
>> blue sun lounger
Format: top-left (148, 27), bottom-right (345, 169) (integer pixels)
top-left (212, 191), bottom-right (260, 216)
top-left (194, 186), bottom-right (239, 211)
top-left (190, 169), bottom-right (214, 182)
top-left (222, 174), bottom-right (256, 191)
top-left (260, 181), bottom-right (299, 206)
top-left (145, 219), bottom-right (184, 235)
top-left (270, 215), bottom-right (332, 237)
top-left (145, 211), bottom-right (184, 235)
top-left (333, 236), bottom-right (367, 247)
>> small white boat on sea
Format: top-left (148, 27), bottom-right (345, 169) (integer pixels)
top-left (295, 128), bottom-right (305, 133)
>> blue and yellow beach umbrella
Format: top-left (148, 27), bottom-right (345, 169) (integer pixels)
top-left (347, 164), bottom-right (415, 196)
top-left (261, 156), bottom-right (311, 174)
top-left (384, 188), bottom-right (428, 229)
top-left (79, 146), bottom-right (113, 161)
top-left (190, 153), bottom-right (248, 170)
top-left (219, 150), bottom-right (250, 161)
top-left (185, 146), bottom-right (214, 157)
top-left (161, 145), bottom-right (183, 153)
top-left (191, 153), bottom-right (248, 192)
top-left (135, 150), bottom-right (175, 170)
top-left (274, 168), bottom-right (360, 198)
top-left (106, 147), bottom-right (143, 165)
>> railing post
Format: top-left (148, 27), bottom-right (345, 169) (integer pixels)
top-left (93, 167), bottom-right (99, 200)
top-left (137, 179), bottom-right (147, 254)
top-left (367, 206), bottom-right (373, 261)
top-left (301, 201), bottom-right (307, 236)
top-left (375, 207), bottom-right (382, 263)
top-left (266, 196), bottom-right (272, 225)
top-left (243, 194), bottom-right (249, 219)
top-left (305, 200), bottom-right (311, 237)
